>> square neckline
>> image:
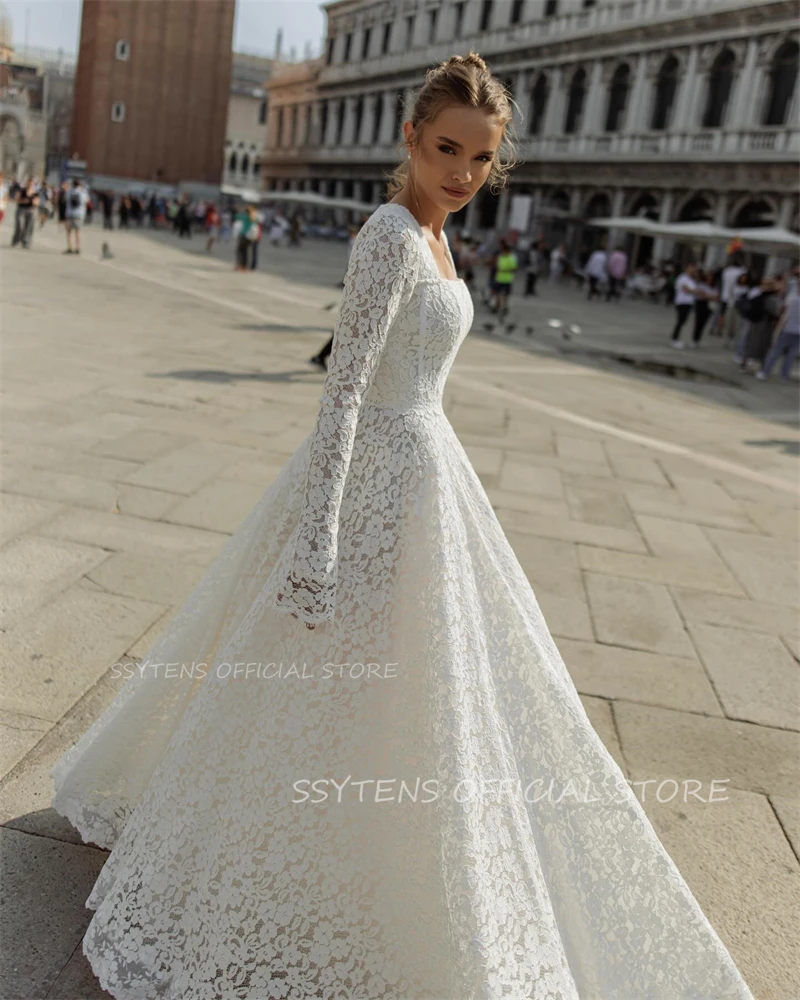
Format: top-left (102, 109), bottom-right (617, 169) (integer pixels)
top-left (382, 202), bottom-right (466, 285)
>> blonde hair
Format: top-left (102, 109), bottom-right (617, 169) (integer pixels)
top-left (385, 51), bottom-right (519, 199)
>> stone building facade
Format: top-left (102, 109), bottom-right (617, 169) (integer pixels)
top-left (261, 0), bottom-right (798, 265)
top-left (71, 0), bottom-right (235, 194)
top-left (223, 53), bottom-right (273, 194)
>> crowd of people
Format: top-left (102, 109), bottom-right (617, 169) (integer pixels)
top-left (669, 256), bottom-right (800, 381)
top-left (3, 176), bottom-right (795, 384)
top-left (442, 230), bottom-right (798, 383)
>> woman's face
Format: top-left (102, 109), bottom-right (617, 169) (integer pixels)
top-left (404, 105), bottom-right (503, 213)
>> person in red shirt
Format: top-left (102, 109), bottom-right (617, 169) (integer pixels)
top-left (205, 204), bottom-right (220, 253)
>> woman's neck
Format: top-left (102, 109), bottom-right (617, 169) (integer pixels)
top-left (389, 188), bottom-right (448, 240)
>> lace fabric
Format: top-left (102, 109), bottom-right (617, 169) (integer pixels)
top-left (47, 203), bottom-right (755, 1000)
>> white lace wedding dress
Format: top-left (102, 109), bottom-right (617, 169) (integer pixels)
top-left (50, 202), bottom-right (754, 1000)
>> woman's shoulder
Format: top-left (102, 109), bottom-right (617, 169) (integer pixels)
top-left (352, 203), bottom-right (422, 272)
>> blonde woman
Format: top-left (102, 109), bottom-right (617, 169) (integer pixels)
top-left (50, 53), bottom-right (754, 999)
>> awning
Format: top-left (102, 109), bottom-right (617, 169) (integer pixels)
top-left (221, 184), bottom-right (378, 213)
top-left (588, 217), bottom-right (800, 253)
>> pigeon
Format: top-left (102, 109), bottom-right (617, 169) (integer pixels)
top-left (101, 242), bottom-right (114, 260)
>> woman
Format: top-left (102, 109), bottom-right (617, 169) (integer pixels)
top-left (670, 261), bottom-right (698, 348)
top-left (689, 268), bottom-right (717, 348)
top-left (233, 204), bottom-right (252, 271)
top-left (50, 52), bottom-right (754, 999)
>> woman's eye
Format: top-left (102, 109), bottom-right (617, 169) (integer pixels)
top-left (438, 144), bottom-right (455, 154)
top-left (477, 154), bottom-right (493, 162)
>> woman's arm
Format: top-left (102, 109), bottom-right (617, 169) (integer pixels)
top-left (273, 213), bottom-right (421, 626)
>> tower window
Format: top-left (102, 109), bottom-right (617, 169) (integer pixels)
top-left (111, 101), bottom-right (126, 122)
top-left (115, 40), bottom-right (130, 60)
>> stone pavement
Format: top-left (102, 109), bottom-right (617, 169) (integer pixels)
top-left (1, 219), bottom-right (798, 999)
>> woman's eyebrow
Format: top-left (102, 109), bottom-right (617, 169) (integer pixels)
top-left (436, 135), bottom-right (495, 155)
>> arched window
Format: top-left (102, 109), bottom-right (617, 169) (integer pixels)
top-left (241, 153), bottom-right (250, 175)
top-left (764, 41), bottom-right (799, 126)
top-left (604, 63), bottom-right (630, 132)
top-left (529, 74), bottom-right (549, 135)
top-left (228, 151), bottom-right (237, 172)
top-left (258, 100), bottom-right (267, 125)
top-left (564, 68), bottom-right (586, 134)
top-left (277, 107), bottom-right (284, 146)
top-left (702, 49), bottom-right (735, 128)
top-left (651, 56), bottom-right (679, 130)
top-left (678, 195), bottom-right (713, 223)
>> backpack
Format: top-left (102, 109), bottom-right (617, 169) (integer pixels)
top-left (69, 190), bottom-right (82, 211)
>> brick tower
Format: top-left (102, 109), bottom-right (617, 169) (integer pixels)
top-left (71, 0), bottom-right (236, 189)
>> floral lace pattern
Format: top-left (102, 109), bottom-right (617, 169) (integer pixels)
top-left (49, 203), bottom-right (754, 1000)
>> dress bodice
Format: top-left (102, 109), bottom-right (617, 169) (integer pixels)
top-left (363, 203), bottom-right (474, 413)
top-left (273, 201), bottom-right (474, 625)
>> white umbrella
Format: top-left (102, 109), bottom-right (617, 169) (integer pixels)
top-left (587, 216), bottom-right (657, 235)
top-left (734, 227), bottom-right (800, 253)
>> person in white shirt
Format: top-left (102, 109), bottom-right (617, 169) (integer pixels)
top-left (719, 255), bottom-right (747, 340)
top-left (585, 246), bottom-right (608, 301)
top-left (671, 263), bottom-right (698, 348)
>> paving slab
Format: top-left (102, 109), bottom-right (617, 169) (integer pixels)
top-left (704, 527), bottom-right (800, 608)
top-left (0, 492), bottom-right (63, 545)
top-left (687, 621), bottom-right (800, 730)
top-left (614, 701), bottom-right (800, 798)
top-left (0, 584), bottom-right (164, 724)
top-left (0, 533), bottom-right (110, 630)
top-left (162, 478), bottom-right (267, 534)
top-left (583, 571), bottom-right (696, 657)
top-left (0, 826), bottom-right (109, 1000)
top-left (639, 787), bottom-right (800, 1000)
top-left (556, 636), bottom-right (723, 716)
top-left (506, 532), bottom-right (594, 641)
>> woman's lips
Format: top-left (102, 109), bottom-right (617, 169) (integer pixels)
top-left (443, 186), bottom-right (467, 197)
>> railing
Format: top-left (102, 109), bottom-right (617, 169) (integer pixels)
top-left (261, 126), bottom-right (798, 165)
top-left (521, 126), bottom-right (799, 159)
top-left (319, 0), bottom-right (768, 86)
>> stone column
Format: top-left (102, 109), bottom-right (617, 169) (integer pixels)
top-left (512, 69), bottom-right (529, 135)
top-left (461, 0), bottom-right (481, 36)
top-left (323, 99), bottom-right (338, 147)
top-left (728, 38), bottom-right (759, 129)
top-left (379, 90), bottom-right (397, 146)
top-left (359, 93), bottom-right (376, 146)
top-left (607, 188), bottom-right (626, 246)
top-left (672, 46), bottom-right (700, 131)
top-left (342, 96), bottom-right (358, 146)
top-left (496, 187), bottom-right (511, 234)
top-left (705, 193), bottom-right (729, 267)
top-left (626, 54), bottom-right (651, 133)
top-left (543, 66), bottom-right (564, 135)
top-left (310, 101), bottom-right (322, 147)
top-left (567, 188), bottom-right (582, 260)
top-left (653, 190), bottom-right (675, 261)
top-left (532, 188), bottom-right (543, 237)
top-left (582, 60), bottom-right (607, 134)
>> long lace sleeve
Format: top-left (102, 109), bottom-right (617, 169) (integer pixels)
top-left (272, 212), bottom-right (421, 626)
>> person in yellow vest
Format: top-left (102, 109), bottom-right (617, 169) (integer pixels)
top-left (493, 238), bottom-right (518, 320)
